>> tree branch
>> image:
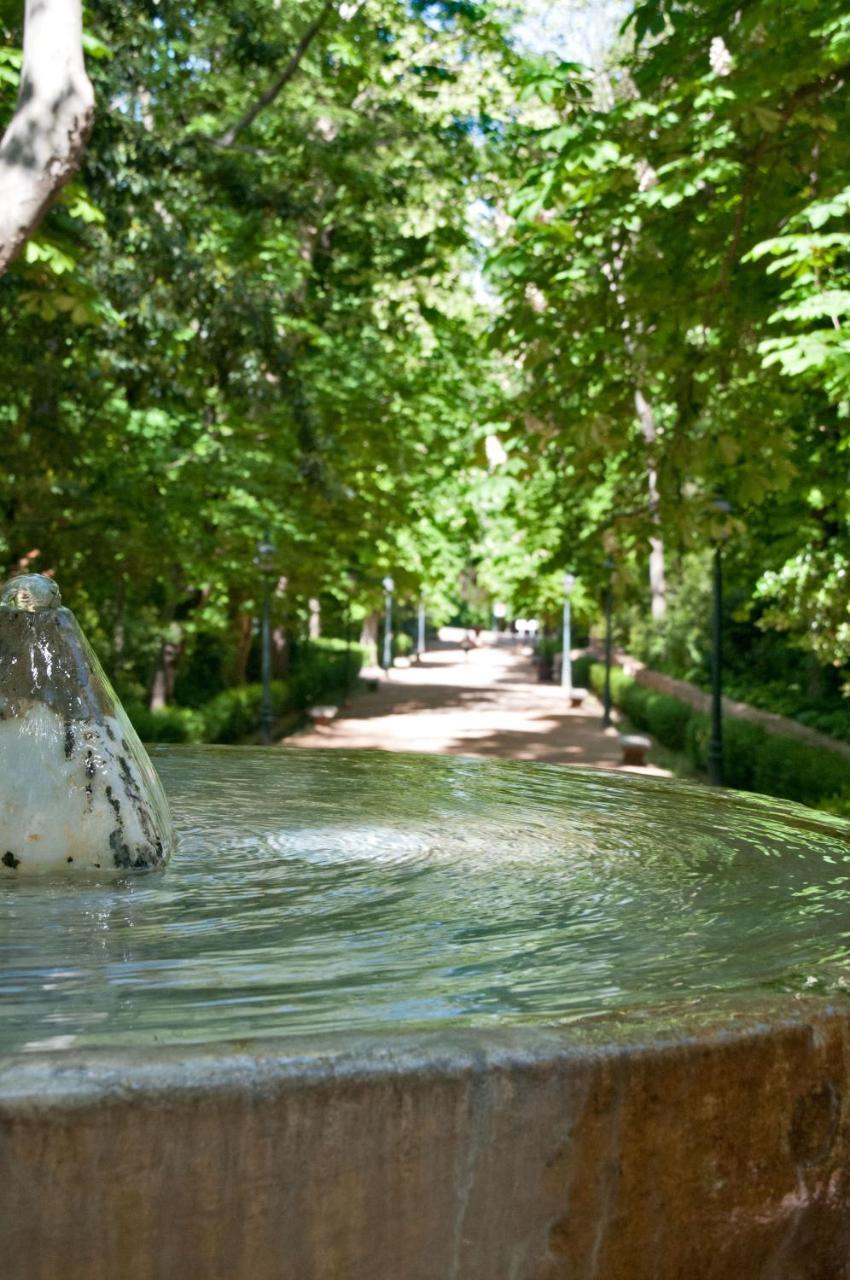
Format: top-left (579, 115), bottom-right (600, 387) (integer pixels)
top-left (0, 0), bottom-right (94, 275)
top-left (216, 0), bottom-right (335, 149)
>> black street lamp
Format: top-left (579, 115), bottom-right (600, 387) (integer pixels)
top-left (708, 499), bottom-right (732, 786)
top-left (254, 532), bottom-right (276, 744)
top-left (381, 575), bottom-right (394, 673)
top-left (602, 558), bottom-right (614, 728)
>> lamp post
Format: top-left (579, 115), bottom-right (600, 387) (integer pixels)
top-left (561, 572), bottom-right (576, 696)
top-left (254, 532), bottom-right (276, 744)
top-left (381, 575), bottom-right (394, 673)
top-left (602, 558), bottom-right (614, 728)
top-left (708, 500), bottom-right (732, 786)
top-left (416, 594), bottom-right (426, 662)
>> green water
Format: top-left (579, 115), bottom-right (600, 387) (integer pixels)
top-left (2, 746), bottom-right (850, 1054)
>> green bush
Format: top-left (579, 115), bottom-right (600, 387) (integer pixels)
top-left (722, 720), bottom-right (767, 792)
top-left (685, 710), bottom-right (709, 772)
top-left (124, 704), bottom-right (206, 743)
top-left (751, 733), bottom-right (850, 807)
top-left (394, 632), bottom-right (414, 657)
top-left (200, 681), bottom-right (290, 743)
top-left (127, 639), bottom-right (367, 745)
top-left (571, 653), bottom-right (593, 688)
top-left (587, 659), bottom-right (850, 811)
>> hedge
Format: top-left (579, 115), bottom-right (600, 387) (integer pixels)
top-left (579, 658), bottom-right (850, 811)
top-left (126, 639), bottom-right (368, 744)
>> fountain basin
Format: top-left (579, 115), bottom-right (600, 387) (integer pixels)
top-left (4, 1004), bottom-right (850, 1279)
top-left (3, 749), bottom-right (850, 1277)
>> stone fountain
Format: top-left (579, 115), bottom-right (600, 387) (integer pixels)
top-left (3, 578), bottom-right (850, 1279)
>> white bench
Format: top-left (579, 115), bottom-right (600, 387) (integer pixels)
top-left (619, 733), bottom-right (651, 766)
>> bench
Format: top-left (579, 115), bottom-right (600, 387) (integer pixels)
top-left (619, 733), bottom-right (651, 766)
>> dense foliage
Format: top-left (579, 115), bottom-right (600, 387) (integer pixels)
top-left (0, 0), bottom-right (512, 703)
top-left (483, 0), bottom-right (850, 735)
top-left (574, 654), bottom-right (850, 811)
top-left (2, 0), bottom-right (850, 739)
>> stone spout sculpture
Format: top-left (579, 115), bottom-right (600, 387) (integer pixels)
top-left (0, 574), bottom-right (175, 875)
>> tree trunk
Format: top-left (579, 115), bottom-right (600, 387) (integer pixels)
top-left (0, 0), bottom-right (94, 274)
top-left (360, 611), bottom-right (379, 667)
top-left (635, 388), bottom-right (667, 621)
top-left (308, 596), bottom-right (321, 639)
top-left (110, 578), bottom-right (126, 682)
top-left (224, 589), bottom-right (254, 685)
top-left (272, 626), bottom-right (290, 678)
top-left (231, 613), bottom-right (254, 686)
top-left (148, 639), bottom-right (181, 711)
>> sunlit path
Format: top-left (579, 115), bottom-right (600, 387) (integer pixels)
top-left (285, 638), bottom-right (671, 775)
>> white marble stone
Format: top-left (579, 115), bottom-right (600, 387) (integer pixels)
top-left (0, 573), bottom-right (175, 877)
top-left (0, 704), bottom-right (172, 876)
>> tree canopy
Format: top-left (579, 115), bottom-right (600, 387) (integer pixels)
top-left (1, 0), bottom-right (850, 718)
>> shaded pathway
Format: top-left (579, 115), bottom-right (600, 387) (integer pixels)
top-left (285, 641), bottom-right (671, 776)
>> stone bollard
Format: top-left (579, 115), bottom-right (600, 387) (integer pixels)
top-left (619, 733), bottom-right (652, 767)
top-left (309, 705), bottom-right (338, 728)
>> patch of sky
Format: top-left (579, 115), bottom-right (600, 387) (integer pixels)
top-left (513, 0), bottom-right (626, 68)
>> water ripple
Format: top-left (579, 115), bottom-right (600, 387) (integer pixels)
top-left (2, 746), bottom-right (850, 1052)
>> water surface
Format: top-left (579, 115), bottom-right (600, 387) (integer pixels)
top-left (3, 747), bottom-right (850, 1054)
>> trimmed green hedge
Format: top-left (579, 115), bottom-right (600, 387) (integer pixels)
top-left (127, 640), bottom-right (367, 744)
top-left (581, 658), bottom-right (850, 811)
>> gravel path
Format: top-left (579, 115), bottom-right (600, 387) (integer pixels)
top-left (284, 640), bottom-right (671, 776)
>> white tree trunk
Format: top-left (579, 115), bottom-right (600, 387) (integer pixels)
top-left (635, 388), bottom-right (667, 621)
top-left (0, 0), bottom-right (94, 274)
top-left (308, 596), bottom-right (321, 640)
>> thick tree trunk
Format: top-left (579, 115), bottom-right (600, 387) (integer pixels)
top-left (0, 0), bottom-right (94, 274)
top-left (148, 639), bottom-right (181, 711)
top-left (635, 388), bottom-right (667, 621)
top-left (601, 254), bottom-right (668, 623)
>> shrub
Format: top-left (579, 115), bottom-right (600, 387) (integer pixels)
top-left (124, 704), bottom-right (206, 743)
top-left (722, 719), bottom-right (767, 792)
top-left (571, 653), bottom-right (593, 688)
top-left (199, 681), bottom-right (290, 743)
top-left (751, 733), bottom-right (850, 807)
top-left (588, 660), bottom-right (850, 811)
top-left (394, 632), bottom-right (414, 657)
top-left (127, 639), bottom-right (367, 745)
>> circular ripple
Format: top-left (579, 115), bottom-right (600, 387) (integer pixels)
top-left (2, 747), bottom-right (850, 1053)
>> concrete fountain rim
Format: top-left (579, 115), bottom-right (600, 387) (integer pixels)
top-left (2, 991), bottom-right (847, 1109)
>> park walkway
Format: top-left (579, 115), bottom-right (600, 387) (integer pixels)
top-left (285, 637), bottom-right (671, 776)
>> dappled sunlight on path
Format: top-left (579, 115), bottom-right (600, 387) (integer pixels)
top-left (285, 641), bottom-right (671, 776)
